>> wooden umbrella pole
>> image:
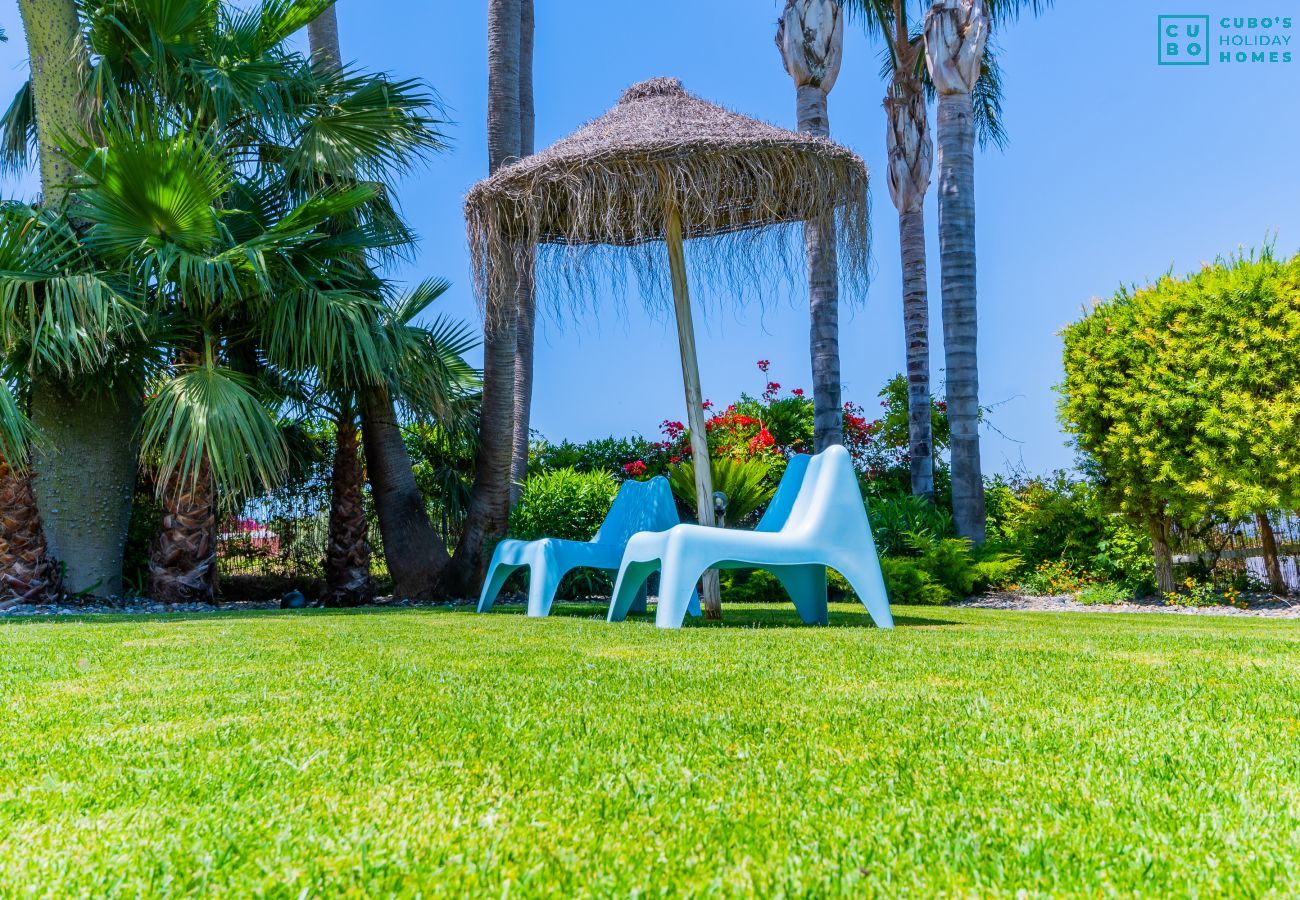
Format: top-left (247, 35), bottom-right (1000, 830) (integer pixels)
top-left (665, 203), bottom-right (722, 618)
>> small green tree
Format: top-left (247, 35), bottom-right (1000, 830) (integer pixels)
top-left (1060, 249), bottom-right (1300, 594)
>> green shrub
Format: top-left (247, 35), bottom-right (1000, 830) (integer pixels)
top-left (1076, 582), bottom-right (1131, 605)
top-left (879, 557), bottom-right (951, 606)
top-left (528, 436), bottom-right (664, 479)
top-left (868, 494), bottom-right (954, 556)
top-left (509, 468), bottom-right (619, 542)
top-left (720, 569), bottom-right (782, 603)
top-left (668, 457), bottom-right (775, 526)
top-left (971, 553), bottom-right (1023, 592)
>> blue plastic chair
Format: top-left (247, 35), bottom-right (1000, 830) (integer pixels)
top-left (477, 475), bottom-right (701, 618)
top-left (607, 445), bottom-right (893, 629)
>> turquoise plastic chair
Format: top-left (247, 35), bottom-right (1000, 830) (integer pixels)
top-left (607, 445), bottom-right (893, 629)
top-left (477, 475), bottom-right (701, 618)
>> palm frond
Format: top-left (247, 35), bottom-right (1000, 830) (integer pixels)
top-left (0, 379), bottom-right (33, 466)
top-left (142, 359), bottom-right (287, 496)
top-left (0, 82), bottom-right (36, 176)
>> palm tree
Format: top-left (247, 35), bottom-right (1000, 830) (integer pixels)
top-left (12, 0), bottom-right (145, 597)
top-left (923, 0), bottom-right (989, 541)
top-left (880, 2), bottom-right (937, 501)
top-left (309, 280), bottom-right (479, 606)
top-left (448, 0), bottom-right (524, 596)
top-left (303, 2), bottom-right (476, 602)
top-left (3, 0), bottom-right (452, 602)
top-left (510, 0), bottom-right (536, 506)
top-left (777, 0), bottom-right (845, 452)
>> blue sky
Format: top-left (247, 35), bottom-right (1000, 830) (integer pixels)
top-left (3, 1), bottom-right (1298, 473)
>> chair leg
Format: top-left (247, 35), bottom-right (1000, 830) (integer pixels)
top-left (609, 561), bottom-right (659, 622)
top-left (772, 565), bottom-right (829, 625)
top-left (477, 562), bottom-right (521, 613)
top-left (630, 580), bottom-right (648, 615)
top-left (833, 554), bottom-right (894, 630)
top-left (654, 558), bottom-right (707, 629)
top-left (526, 561), bottom-right (567, 618)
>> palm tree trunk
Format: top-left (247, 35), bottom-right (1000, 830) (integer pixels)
top-left (148, 461), bottom-right (217, 604)
top-left (1148, 515), bottom-right (1175, 595)
top-left (307, 3), bottom-right (341, 70)
top-left (448, 0), bottom-right (523, 596)
top-left (16, 0), bottom-right (83, 208)
top-left (796, 85), bottom-right (842, 451)
top-left (885, 63), bottom-right (936, 503)
top-left (359, 383), bottom-right (450, 599)
top-left (899, 208), bottom-right (934, 501)
top-left (324, 409), bottom-right (373, 607)
top-left (1255, 511), bottom-right (1287, 596)
top-left (30, 380), bottom-right (142, 598)
top-left (0, 457), bottom-right (61, 605)
top-left (935, 88), bottom-right (985, 542)
top-left (509, 0), bottom-right (536, 505)
top-left (19, 0), bottom-right (143, 598)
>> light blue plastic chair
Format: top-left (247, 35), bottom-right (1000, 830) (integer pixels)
top-left (477, 475), bottom-right (701, 618)
top-left (607, 445), bottom-right (893, 629)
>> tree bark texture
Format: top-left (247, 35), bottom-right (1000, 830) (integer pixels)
top-left (1148, 516), bottom-right (1176, 595)
top-left (0, 457), bottom-right (62, 604)
top-left (30, 380), bottom-right (142, 598)
top-left (148, 461), bottom-right (217, 604)
top-left (324, 412), bottom-right (374, 606)
top-left (935, 88), bottom-right (985, 542)
top-left (1255, 511), bottom-right (1287, 596)
top-left (359, 383), bottom-right (450, 600)
top-left (509, 0), bottom-right (536, 505)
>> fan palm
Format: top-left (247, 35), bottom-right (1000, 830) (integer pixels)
top-left (2, 0), bottom-right (452, 600)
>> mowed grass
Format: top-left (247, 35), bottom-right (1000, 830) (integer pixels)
top-left (1, 604), bottom-right (1299, 896)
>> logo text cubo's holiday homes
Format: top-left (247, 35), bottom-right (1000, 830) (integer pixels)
top-left (1158, 15), bottom-right (1294, 66)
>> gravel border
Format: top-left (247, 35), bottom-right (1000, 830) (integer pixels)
top-left (954, 592), bottom-right (1300, 619)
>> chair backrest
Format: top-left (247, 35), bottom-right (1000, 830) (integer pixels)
top-left (777, 445), bottom-right (871, 537)
top-left (592, 476), bottom-right (680, 545)
top-left (754, 454), bottom-right (812, 533)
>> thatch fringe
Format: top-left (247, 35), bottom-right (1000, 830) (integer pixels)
top-left (464, 78), bottom-right (870, 322)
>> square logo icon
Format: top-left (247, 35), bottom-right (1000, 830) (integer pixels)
top-left (1159, 15), bottom-right (1211, 65)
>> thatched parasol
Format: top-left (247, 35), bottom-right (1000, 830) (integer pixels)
top-left (465, 77), bottom-right (870, 615)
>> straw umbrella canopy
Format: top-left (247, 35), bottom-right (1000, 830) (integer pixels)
top-left (465, 77), bottom-right (870, 616)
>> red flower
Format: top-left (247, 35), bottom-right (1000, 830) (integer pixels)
top-left (757, 359), bottom-right (771, 373)
top-left (702, 399), bottom-right (714, 411)
top-left (792, 388), bottom-right (805, 398)
top-left (670, 455), bottom-right (682, 464)
top-left (622, 460), bottom-right (648, 476)
top-left (747, 426), bottom-right (776, 454)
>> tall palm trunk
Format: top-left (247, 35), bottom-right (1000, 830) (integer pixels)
top-left (446, 0), bottom-right (523, 596)
top-left (0, 457), bottom-right (61, 604)
top-left (148, 461), bottom-right (217, 603)
top-left (884, 64), bottom-right (936, 501)
top-left (359, 383), bottom-right (451, 599)
top-left (1255, 511), bottom-right (1286, 596)
top-left (925, 0), bottom-right (988, 542)
top-left (306, 3), bottom-right (341, 70)
top-left (778, 0), bottom-right (844, 451)
top-left (324, 409), bottom-right (374, 606)
top-left (20, 0), bottom-right (142, 597)
top-left (509, 0), bottom-right (536, 505)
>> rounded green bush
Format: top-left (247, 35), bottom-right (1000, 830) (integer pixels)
top-left (509, 468), bottom-right (620, 542)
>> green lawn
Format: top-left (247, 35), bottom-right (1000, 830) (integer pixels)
top-left (1, 605), bottom-right (1298, 895)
